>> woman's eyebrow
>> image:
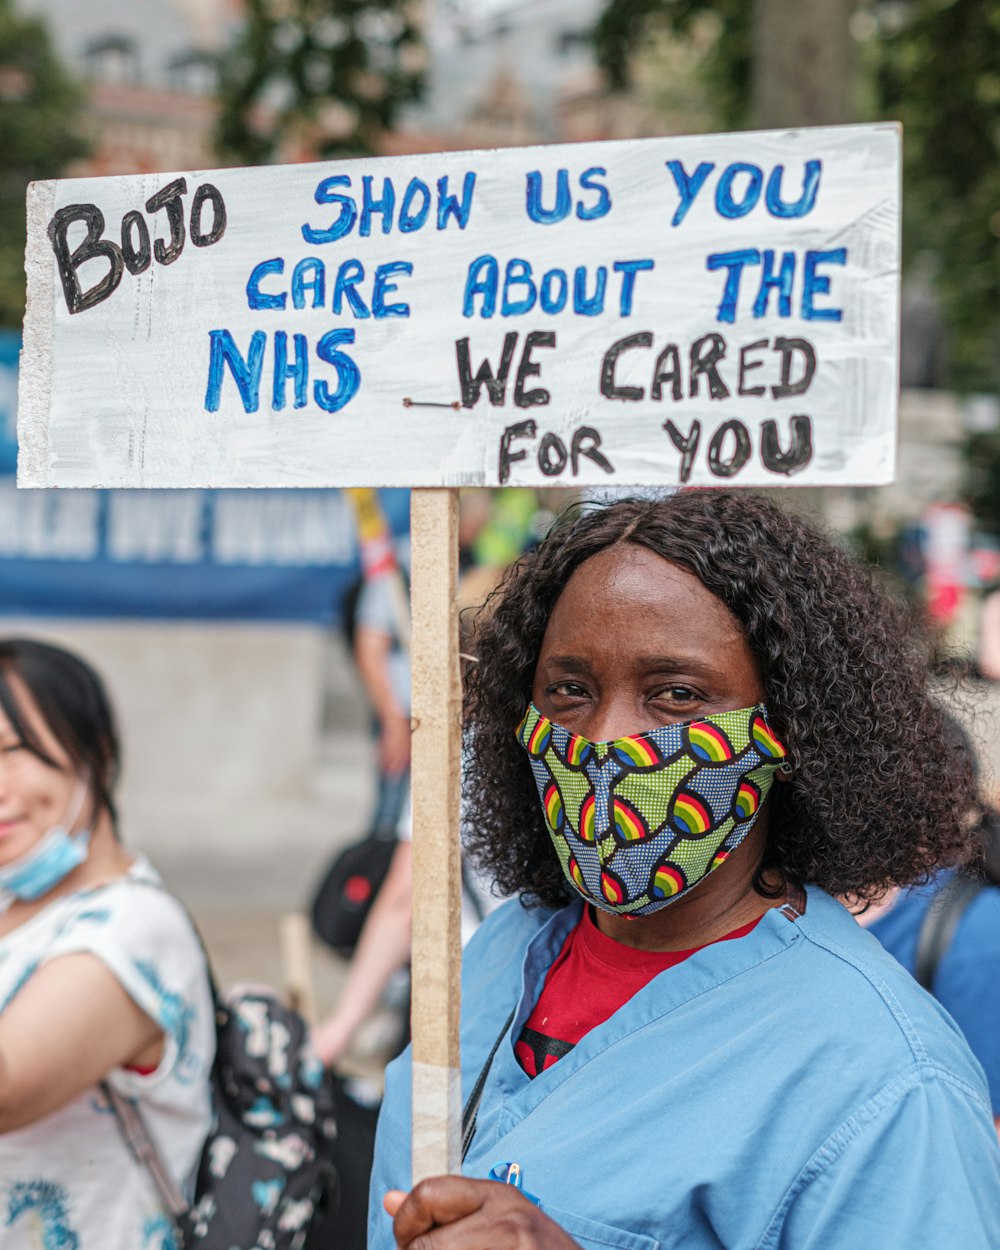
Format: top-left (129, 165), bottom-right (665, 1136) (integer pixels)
top-left (632, 654), bottom-right (721, 676)
top-left (541, 654), bottom-right (594, 672)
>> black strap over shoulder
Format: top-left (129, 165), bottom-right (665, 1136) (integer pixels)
top-left (461, 1008), bottom-right (515, 1162)
top-left (914, 874), bottom-right (984, 992)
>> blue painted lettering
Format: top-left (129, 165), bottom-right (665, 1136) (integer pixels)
top-left (332, 260), bottom-right (370, 319)
top-left (314, 328), bottom-right (361, 412)
top-left (540, 269), bottom-right (568, 315)
top-left (706, 249), bottom-right (761, 323)
top-left (360, 176), bottom-right (396, 237)
top-left (246, 258), bottom-right (286, 311)
top-left (613, 259), bottom-right (654, 316)
top-left (464, 254), bottom-right (499, 318)
top-left (291, 258), bottom-right (325, 310)
top-left (437, 173), bottom-right (477, 230)
top-left (205, 329), bottom-right (266, 413)
top-left (373, 261), bottom-right (413, 319)
top-left (302, 175), bottom-right (356, 244)
top-left (665, 160), bottom-right (714, 227)
top-left (802, 248), bottom-right (846, 321)
top-left (765, 161), bottom-right (822, 218)
top-left (715, 163), bottom-right (763, 218)
top-left (272, 331), bottom-right (308, 409)
top-left (502, 259), bottom-right (537, 316)
top-left (526, 170), bottom-right (571, 225)
top-left (574, 265), bottom-right (607, 317)
top-left (399, 178), bottom-right (432, 232)
top-left (576, 167), bottom-right (612, 221)
top-left (752, 250), bottom-right (795, 318)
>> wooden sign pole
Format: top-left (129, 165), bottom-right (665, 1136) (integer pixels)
top-left (409, 487), bottom-right (463, 1180)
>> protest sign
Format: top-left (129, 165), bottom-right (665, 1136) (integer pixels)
top-left (19, 124), bottom-right (899, 492)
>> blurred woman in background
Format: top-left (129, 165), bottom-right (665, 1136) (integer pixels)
top-left (0, 638), bottom-right (214, 1249)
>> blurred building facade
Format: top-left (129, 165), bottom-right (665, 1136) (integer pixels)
top-left (17, 0), bottom-right (236, 175)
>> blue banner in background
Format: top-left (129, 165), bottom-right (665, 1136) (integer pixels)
top-left (0, 331), bottom-right (408, 623)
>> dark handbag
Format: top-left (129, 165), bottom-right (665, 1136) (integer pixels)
top-left (310, 832), bottom-right (397, 955)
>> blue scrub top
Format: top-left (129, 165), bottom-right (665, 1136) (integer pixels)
top-left (869, 872), bottom-right (1000, 1114)
top-left (370, 888), bottom-right (1000, 1250)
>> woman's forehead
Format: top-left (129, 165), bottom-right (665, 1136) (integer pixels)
top-left (550, 546), bottom-right (740, 632)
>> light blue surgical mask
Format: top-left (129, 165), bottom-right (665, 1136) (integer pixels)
top-left (0, 782), bottom-right (91, 913)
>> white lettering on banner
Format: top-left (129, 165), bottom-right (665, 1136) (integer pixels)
top-left (0, 481), bottom-right (99, 559)
top-left (19, 124), bottom-right (901, 491)
top-left (212, 491), bottom-right (354, 566)
top-left (107, 491), bottom-right (205, 563)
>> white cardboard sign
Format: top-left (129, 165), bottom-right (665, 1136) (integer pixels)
top-left (19, 123), bottom-right (900, 490)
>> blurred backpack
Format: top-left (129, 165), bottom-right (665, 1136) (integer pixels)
top-left (915, 805), bottom-right (1000, 992)
top-left (310, 831), bottom-right (397, 956)
top-left (106, 891), bottom-right (339, 1250)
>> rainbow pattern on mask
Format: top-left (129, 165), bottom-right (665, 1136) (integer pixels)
top-left (687, 721), bottom-right (737, 763)
top-left (613, 735), bottom-right (661, 768)
top-left (516, 701), bottom-right (787, 917)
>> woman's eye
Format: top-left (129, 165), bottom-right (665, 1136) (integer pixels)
top-left (655, 686), bottom-right (699, 703)
top-left (549, 681), bottom-right (589, 699)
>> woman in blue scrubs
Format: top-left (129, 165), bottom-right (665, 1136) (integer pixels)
top-left (371, 490), bottom-right (1000, 1250)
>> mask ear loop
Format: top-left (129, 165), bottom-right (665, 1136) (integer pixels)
top-left (59, 777), bottom-right (91, 835)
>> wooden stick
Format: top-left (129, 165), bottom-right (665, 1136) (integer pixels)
top-left (278, 911), bottom-right (318, 1025)
top-left (409, 487), bottom-right (462, 1181)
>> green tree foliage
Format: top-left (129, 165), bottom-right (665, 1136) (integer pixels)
top-left (594, 0), bottom-right (749, 129)
top-left (964, 431), bottom-right (1000, 538)
top-left (216, 0), bottom-right (423, 164)
top-left (876, 2), bottom-right (1000, 396)
top-left (0, 0), bottom-right (88, 328)
top-left (593, 1), bottom-right (1000, 396)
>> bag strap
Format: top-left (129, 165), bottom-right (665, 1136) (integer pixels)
top-left (461, 1008), bottom-right (515, 1162)
top-left (102, 1080), bottom-right (189, 1221)
top-left (914, 874), bottom-right (984, 991)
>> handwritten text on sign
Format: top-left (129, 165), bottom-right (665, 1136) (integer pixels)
top-left (19, 124), bottom-right (900, 489)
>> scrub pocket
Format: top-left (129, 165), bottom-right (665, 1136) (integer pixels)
top-left (539, 1202), bottom-right (661, 1250)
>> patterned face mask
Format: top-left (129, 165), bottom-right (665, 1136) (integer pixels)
top-left (517, 703), bottom-right (787, 916)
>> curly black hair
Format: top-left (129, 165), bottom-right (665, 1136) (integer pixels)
top-left (463, 490), bottom-right (982, 909)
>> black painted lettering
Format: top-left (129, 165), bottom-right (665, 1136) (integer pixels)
top-left (571, 425), bottom-right (613, 475)
top-left (761, 414), bottom-right (813, 475)
top-left (537, 432), bottom-right (568, 476)
top-left (600, 331), bottom-right (652, 401)
top-left (651, 343), bottom-right (682, 401)
top-left (514, 331), bottom-right (556, 408)
top-left (689, 333), bottom-right (730, 400)
top-left (707, 420), bottom-right (751, 477)
top-left (120, 210), bottom-right (151, 276)
top-left (664, 419), bottom-right (702, 484)
top-left (457, 333), bottom-right (519, 407)
top-left (498, 419), bottom-right (537, 484)
top-left (738, 338), bottom-right (768, 396)
top-left (771, 336), bottom-right (816, 398)
top-left (145, 176), bottom-right (188, 265)
top-left (190, 183), bottom-right (227, 247)
top-left (47, 204), bottom-right (125, 314)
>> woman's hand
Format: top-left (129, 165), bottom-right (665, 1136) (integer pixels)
top-left (384, 1178), bottom-right (580, 1250)
top-left (310, 1012), bottom-right (354, 1067)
